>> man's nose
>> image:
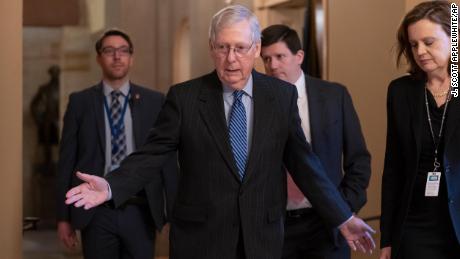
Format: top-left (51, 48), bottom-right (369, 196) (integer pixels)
top-left (113, 50), bottom-right (122, 59)
top-left (269, 59), bottom-right (279, 69)
top-left (226, 48), bottom-right (237, 62)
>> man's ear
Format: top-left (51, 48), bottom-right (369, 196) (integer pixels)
top-left (253, 42), bottom-right (261, 58)
top-left (296, 49), bottom-right (305, 65)
top-left (209, 40), bottom-right (215, 58)
top-left (128, 55), bottom-right (134, 67)
top-left (96, 54), bottom-right (102, 66)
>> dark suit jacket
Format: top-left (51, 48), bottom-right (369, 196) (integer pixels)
top-left (107, 71), bottom-right (352, 259)
top-left (305, 75), bottom-right (371, 242)
top-left (381, 75), bottom-right (460, 255)
top-left (56, 83), bottom-right (178, 231)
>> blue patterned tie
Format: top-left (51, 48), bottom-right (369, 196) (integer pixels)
top-left (228, 90), bottom-right (248, 180)
top-left (110, 91), bottom-right (127, 167)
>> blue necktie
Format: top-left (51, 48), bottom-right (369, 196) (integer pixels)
top-left (110, 91), bottom-right (127, 168)
top-left (228, 90), bottom-right (248, 180)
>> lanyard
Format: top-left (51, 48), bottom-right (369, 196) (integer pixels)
top-left (424, 88), bottom-right (451, 172)
top-left (103, 91), bottom-right (130, 141)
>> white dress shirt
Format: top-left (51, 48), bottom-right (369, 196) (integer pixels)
top-left (286, 72), bottom-right (313, 210)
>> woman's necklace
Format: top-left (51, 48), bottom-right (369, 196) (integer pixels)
top-left (431, 90), bottom-right (449, 98)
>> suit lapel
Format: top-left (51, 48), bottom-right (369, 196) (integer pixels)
top-left (243, 71), bottom-right (275, 183)
top-left (305, 76), bottom-right (326, 153)
top-left (93, 83), bottom-right (106, 157)
top-left (444, 92), bottom-right (460, 146)
top-left (198, 72), bottom-right (241, 181)
top-left (409, 79), bottom-right (425, 164)
top-left (129, 84), bottom-right (143, 149)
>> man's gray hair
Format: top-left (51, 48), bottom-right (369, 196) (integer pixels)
top-left (209, 5), bottom-right (261, 44)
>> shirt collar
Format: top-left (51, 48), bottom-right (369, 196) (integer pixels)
top-left (102, 80), bottom-right (130, 97)
top-left (222, 74), bottom-right (253, 99)
top-left (293, 71), bottom-right (306, 99)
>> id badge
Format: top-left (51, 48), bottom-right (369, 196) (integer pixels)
top-left (425, 172), bottom-right (441, 197)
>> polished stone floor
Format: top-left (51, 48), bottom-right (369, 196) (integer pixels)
top-left (23, 229), bottom-right (83, 259)
top-left (23, 228), bottom-right (169, 259)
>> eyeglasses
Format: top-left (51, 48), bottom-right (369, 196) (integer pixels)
top-left (212, 41), bottom-right (254, 57)
top-left (100, 46), bottom-right (132, 57)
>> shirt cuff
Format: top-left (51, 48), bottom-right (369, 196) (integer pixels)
top-left (107, 183), bottom-right (112, 200)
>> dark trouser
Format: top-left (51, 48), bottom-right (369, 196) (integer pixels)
top-left (81, 202), bottom-right (156, 259)
top-left (282, 208), bottom-right (349, 259)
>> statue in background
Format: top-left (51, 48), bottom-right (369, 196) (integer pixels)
top-left (31, 65), bottom-right (60, 176)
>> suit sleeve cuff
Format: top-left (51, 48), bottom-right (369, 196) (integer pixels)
top-left (337, 215), bottom-right (354, 229)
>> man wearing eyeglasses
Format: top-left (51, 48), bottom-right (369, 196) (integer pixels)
top-left (56, 29), bottom-right (178, 259)
top-left (63, 6), bottom-right (375, 259)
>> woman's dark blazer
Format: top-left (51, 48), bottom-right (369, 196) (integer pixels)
top-left (380, 75), bottom-right (460, 256)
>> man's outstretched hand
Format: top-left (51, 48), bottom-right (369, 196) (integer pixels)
top-left (65, 171), bottom-right (109, 210)
top-left (339, 216), bottom-right (376, 254)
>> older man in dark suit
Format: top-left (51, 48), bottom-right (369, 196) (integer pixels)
top-left (261, 24), bottom-right (371, 259)
top-left (56, 29), bottom-right (178, 259)
top-left (64, 5), bottom-right (375, 259)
